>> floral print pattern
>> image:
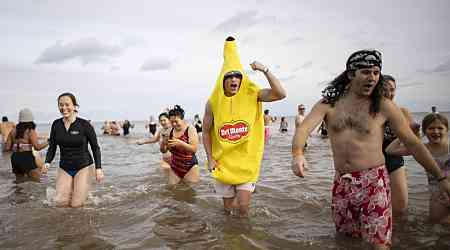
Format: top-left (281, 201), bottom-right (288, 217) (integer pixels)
top-left (331, 165), bottom-right (392, 246)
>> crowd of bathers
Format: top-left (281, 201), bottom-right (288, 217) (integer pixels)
top-left (0, 37), bottom-right (449, 250)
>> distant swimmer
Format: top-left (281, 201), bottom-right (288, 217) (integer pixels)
top-left (121, 119), bottom-right (134, 136)
top-left (203, 36), bottom-right (286, 217)
top-left (431, 106), bottom-right (439, 114)
top-left (4, 109), bottom-right (48, 182)
top-left (1, 116), bottom-right (15, 151)
top-left (295, 104), bottom-right (306, 128)
top-left (279, 116), bottom-right (288, 133)
top-left (292, 49), bottom-right (450, 249)
top-left (193, 114), bottom-right (203, 141)
top-left (45, 93), bottom-right (103, 208)
top-left (264, 109), bottom-right (275, 143)
top-left (387, 113), bottom-right (450, 224)
top-left (101, 121), bottom-right (112, 135)
top-left (160, 105), bottom-right (199, 187)
top-left (295, 104), bottom-right (308, 149)
top-left (110, 121), bottom-right (121, 136)
top-left (146, 116), bottom-right (158, 136)
top-left (137, 112), bottom-right (172, 175)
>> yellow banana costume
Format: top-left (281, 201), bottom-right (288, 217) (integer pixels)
top-left (208, 36), bottom-right (264, 185)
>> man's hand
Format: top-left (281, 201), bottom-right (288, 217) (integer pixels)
top-left (250, 61), bottom-right (266, 72)
top-left (207, 158), bottom-right (218, 172)
top-left (291, 155), bottom-right (308, 178)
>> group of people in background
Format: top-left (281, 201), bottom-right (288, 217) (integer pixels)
top-left (1, 37), bottom-right (450, 250)
top-left (101, 120), bottom-right (134, 136)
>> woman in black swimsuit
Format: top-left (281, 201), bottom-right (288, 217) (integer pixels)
top-left (45, 93), bottom-right (103, 207)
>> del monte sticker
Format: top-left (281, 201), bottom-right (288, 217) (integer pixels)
top-left (219, 121), bottom-right (249, 142)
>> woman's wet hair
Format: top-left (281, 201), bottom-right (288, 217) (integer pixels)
top-left (421, 113), bottom-right (449, 134)
top-left (15, 122), bottom-right (36, 140)
top-left (169, 105), bottom-right (185, 119)
top-left (58, 92), bottom-right (79, 112)
top-left (321, 70), bottom-right (385, 116)
top-left (158, 112), bottom-right (169, 120)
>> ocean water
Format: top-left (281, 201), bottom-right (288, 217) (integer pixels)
top-left (0, 113), bottom-right (449, 250)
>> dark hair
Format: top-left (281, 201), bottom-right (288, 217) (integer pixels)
top-left (383, 74), bottom-right (395, 83)
top-left (2, 116), bottom-right (7, 122)
top-left (264, 109), bottom-right (269, 115)
top-left (158, 112), bottom-right (169, 120)
top-left (58, 92), bottom-right (79, 112)
top-left (169, 105), bottom-right (185, 119)
top-left (281, 116), bottom-right (286, 121)
top-left (321, 70), bottom-right (385, 116)
top-left (382, 74), bottom-right (396, 90)
top-left (421, 113), bottom-right (448, 134)
top-left (15, 122), bottom-right (36, 140)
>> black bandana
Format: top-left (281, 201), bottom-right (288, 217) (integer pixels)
top-left (346, 49), bottom-right (382, 71)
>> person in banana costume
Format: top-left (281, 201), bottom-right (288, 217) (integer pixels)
top-left (203, 36), bottom-right (286, 217)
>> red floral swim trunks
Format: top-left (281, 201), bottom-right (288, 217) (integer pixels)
top-left (331, 165), bottom-right (392, 246)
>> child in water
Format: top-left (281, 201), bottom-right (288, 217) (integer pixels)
top-left (387, 113), bottom-right (450, 224)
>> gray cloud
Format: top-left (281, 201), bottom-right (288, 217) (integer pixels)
top-left (140, 58), bottom-right (172, 71)
top-left (431, 59), bottom-right (450, 73)
top-left (279, 74), bottom-right (296, 82)
top-left (35, 38), bottom-right (123, 65)
top-left (316, 80), bottom-right (330, 86)
top-left (284, 36), bottom-right (305, 45)
top-left (398, 82), bottom-right (425, 88)
top-left (214, 10), bottom-right (272, 32)
top-left (300, 61), bottom-right (313, 69)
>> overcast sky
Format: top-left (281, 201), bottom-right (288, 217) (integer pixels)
top-left (2, 0), bottom-right (450, 122)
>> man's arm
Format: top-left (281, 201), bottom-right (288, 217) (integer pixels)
top-left (383, 99), bottom-right (445, 180)
top-left (202, 102), bottom-right (213, 160)
top-left (251, 61), bottom-right (286, 102)
top-left (202, 101), bottom-right (217, 171)
top-left (292, 101), bottom-right (329, 156)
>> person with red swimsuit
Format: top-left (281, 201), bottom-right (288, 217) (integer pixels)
top-left (160, 105), bottom-right (199, 186)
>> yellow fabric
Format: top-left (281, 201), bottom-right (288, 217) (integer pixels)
top-left (208, 37), bottom-right (264, 185)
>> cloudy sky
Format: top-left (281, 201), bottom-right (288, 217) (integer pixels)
top-left (2, 0), bottom-right (449, 122)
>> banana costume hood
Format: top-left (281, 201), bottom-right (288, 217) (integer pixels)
top-left (208, 36), bottom-right (264, 185)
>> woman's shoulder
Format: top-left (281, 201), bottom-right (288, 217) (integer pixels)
top-left (51, 118), bottom-right (63, 127)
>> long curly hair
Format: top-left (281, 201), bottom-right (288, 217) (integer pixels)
top-left (15, 122), bottom-right (36, 140)
top-left (321, 70), bottom-right (385, 115)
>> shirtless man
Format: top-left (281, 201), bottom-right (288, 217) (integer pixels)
top-left (1, 116), bottom-right (16, 151)
top-left (291, 50), bottom-right (450, 249)
top-left (295, 104), bottom-right (306, 128)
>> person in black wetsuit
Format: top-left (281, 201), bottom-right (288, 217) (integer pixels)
top-left (44, 92), bottom-right (103, 207)
top-left (382, 75), bottom-right (419, 216)
top-left (121, 120), bottom-right (134, 136)
top-left (193, 114), bottom-right (203, 141)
